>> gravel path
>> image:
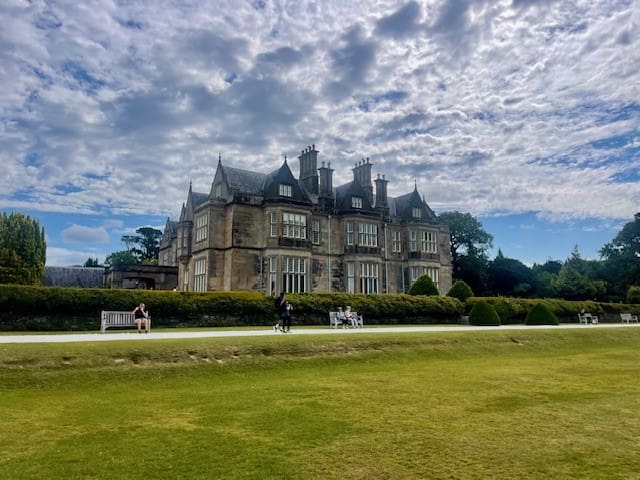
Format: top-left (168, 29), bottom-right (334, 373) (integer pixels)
top-left (1, 323), bottom-right (636, 344)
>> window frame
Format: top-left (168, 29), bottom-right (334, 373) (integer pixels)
top-left (278, 183), bottom-right (293, 197)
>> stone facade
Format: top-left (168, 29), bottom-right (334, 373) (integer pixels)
top-left (159, 145), bottom-right (452, 295)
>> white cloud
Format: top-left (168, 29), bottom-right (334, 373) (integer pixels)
top-left (61, 225), bottom-right (109, 244)
top-left (0, 0), bottom-right (637, 229)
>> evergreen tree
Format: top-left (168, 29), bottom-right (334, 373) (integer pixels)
top-left (0, 212), bottom-right (46, 285)
top-left (554, 247), bottom-right (606, 300)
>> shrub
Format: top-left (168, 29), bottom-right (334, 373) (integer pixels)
top-left (446, 280), bottom-right (474, 302)
top-left (525, 303), bottom-right (559, 325)
top-left (468, 300), bottom-right (501, 326)
top-left (627, 286), bottom-right (640, 304)
top-left (407, 275), bottom-right (439, 296)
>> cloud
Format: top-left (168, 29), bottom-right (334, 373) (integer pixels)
top-left (375, 1), bottom-right (423, 39)
top-left (0, 0), bottom-right (638, 231)
top-left (61, 225), bottom-right (109, 244)
top-left (324, 25), bottom-right (378, 101)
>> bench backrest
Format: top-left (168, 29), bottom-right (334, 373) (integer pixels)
top-left (620, 313), bottom-right (632, 321)
top-left (101, 311), bottom-right (135, 325)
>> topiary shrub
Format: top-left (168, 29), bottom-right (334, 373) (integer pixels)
top-left (446, 280), bottom-right (474, 302)
top-left (407, 274), bottom-right (439, 296)
top-left (525, 303), bottom-right (559, 325)
top-left (627, 286), bottom-right (640, 304)
top-left (468, 300), bottom-right (501, 326)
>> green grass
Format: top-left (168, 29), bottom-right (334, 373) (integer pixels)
top-left (1, 329), bottom-right (640, 479)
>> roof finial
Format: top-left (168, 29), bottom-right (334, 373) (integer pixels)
top-left (414, 179), bottom-right (417, 191)
top-left (218, 152), bottom-right (222, 163)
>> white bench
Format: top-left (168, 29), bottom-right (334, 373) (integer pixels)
top-left (328, 311), bottom-right (364, 329)
top-left (620, 313), bottom-right (639, 324)
top-left (578, 313), bottom-right (598, 325)
top-left (101, 310), bottom-right (151, 333)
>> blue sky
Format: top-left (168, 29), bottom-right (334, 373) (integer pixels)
top-left (1, 1), bottom-right (638, 267)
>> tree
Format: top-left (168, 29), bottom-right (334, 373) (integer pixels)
top-left (599, 213), bottom-right (640, 300)
top-left (554, 247), bottom-right (606, 300)
top-left (104, 250), bottom-right (138, 267)
top-left (438, 211), bottom-right (493, 294)
top-left (438, 211), bottom-right (493, 264)
top-left (0, 212), bottom-right (46, 285)
top-left (83, 258), bottom-right (101, 267)
top-left (105, 226), bottom-right (163, 267)
top-left (488, 250), bottom-right (534, 297)
top-left (127, 227), bottom-right (162, 263)
top-left (456, 254), bottom-right (491, 296)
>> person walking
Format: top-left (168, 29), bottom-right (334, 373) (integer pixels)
top-left (281, 300), bottom-right (293, 333)
top-left (274, 292), bottom-right (286, 332)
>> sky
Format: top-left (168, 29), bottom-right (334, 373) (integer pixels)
top-left (1, 0), bottom-right (638, 268)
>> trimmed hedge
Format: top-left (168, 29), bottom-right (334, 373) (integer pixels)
top-left (628, 286), bottom-right (640, 304)
top-left (446, 280), bottom-right (474, 302)
top-left (0, 285), bottom-right (464, 331)
top-left (3, 284), bottom-right (637, 331)
top-left (468, 300), bottom-right (501, 326)
top-left (525, 303), bottom-right (559, 325)
top-left (407, 275), bottom-right (439, 296)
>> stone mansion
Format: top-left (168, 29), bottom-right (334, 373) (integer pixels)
top-left (158, 145), bottom-right (452, 295)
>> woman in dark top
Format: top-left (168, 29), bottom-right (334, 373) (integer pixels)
top-left (132, 302), bottom-right (149, 333)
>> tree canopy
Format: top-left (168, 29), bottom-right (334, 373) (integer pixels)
top-left (438, 211), bottom-right (493, 295)
top-left (105, 226), bottom-right (162, 267)
top-left (0, 212), bottom-right (46, 285)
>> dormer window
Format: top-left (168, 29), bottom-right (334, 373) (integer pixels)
top-left (352, 196), bottom-right (363, 209)
top-left (279, 184), bottom-right (293, 197)
top-left (213, 184), bottom-right (222, 198)
top-left (412, 207), bottom-right (421, 218)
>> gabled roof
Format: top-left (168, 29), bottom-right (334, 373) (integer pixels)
top-left (392, 188), bottom-right (438, 223)
top-left (334, 178), bottom-right (374, 212)
top-left (179, 183), bottom-right (208, 222)
top-left (160, 217), bottom-right (178, 245)
top-left (262, 160), bottom-right (312, 204)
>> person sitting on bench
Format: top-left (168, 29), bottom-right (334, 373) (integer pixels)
top-left (132, 303), bottom-right (149, 333)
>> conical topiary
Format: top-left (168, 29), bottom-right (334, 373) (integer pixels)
top-left (468, 300), bottom-right (501, 326)
top-left (525, 303), bottom-right (559, 325)
top-left (446, 280), bottom-right (474, 302)
top-left (407, 274), bottom-right (439, 296)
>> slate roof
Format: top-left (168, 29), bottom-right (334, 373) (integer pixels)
top-left (392, 189), bottom-right (438, 223)
top-left (334, 179), bottom-right (375, 212)
top-left (220, 164), bottom-right (268, 195)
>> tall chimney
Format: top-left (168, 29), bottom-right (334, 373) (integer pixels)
top-left (298, 144), bottom-right (319, 194)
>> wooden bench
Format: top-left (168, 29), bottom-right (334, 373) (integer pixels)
top-left (101, 310), bottom-right (151, 333)
top-left (620, 313), bottom-right (639, 324)
top-left (328, 311), bottom-right (364, 329)
top-left (578, 313), bottom-right (598, 325)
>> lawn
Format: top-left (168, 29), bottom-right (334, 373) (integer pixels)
top-left (1, 328), bottom-right (639, 479)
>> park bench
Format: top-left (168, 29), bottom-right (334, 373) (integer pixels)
top-left (101, 310), bottom-right (151, 333)
top-left (328, 311), bottom-right (364, 328)
top-left (620, 313), bottom-right (639, 324)
top-left (578, 312), bottom-right (598, 325)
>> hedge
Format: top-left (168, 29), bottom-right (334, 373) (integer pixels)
top-left (465, 297), bottom-right (640, 324)
top-left (2, 284), bottom-right (636, 331)
top-left (0, 285), bottom-right (464, 331)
